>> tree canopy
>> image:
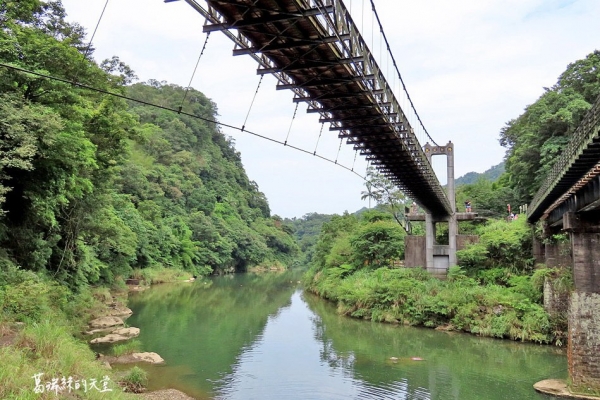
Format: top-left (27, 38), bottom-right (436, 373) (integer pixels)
top-left (499, 50), bottom-right (600, 203)
top-left (0, 1), bottom-right (298, 288)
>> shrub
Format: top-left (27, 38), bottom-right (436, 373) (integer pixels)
top-left (121, 366), bottom-right (148, 393)
top-left (349, 221), bottom-right (405, 268)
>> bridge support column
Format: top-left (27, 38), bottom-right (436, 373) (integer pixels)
top-left (425, 213), bottom-right (434, 272)
top-left (422, 141), bottom-right (457, 272)
top-left (564, 212), bottom-right (600, 390)
top-left (446, 141), bottom-right (457, 268)
top-left (448, 215), bottom-right (457, 267)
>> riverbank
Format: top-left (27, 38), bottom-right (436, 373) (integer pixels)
top-left (304, 266), bottom-right (563, 344)
top-left (0, 265), bottom-right (201, 399)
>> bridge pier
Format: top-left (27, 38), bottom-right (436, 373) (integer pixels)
top-left (422, 142), bottom-right (457, 274)
top-left (563, 211), bottom-right (600, 390)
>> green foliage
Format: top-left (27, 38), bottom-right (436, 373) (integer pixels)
top-left (305, 265), bottom-right (554, 343)
top-left (455, 162), bottom-right (505, 186)
top-left (0, 2), bottom-right (299, 288)
top-left (500, 50), bottom-right (600, 202)
top-left (121, 366), bottom-right (148, 393)
top-left (361, 167), bottom-right (408, 229)
top-left (457, 217), bottom-right (533, 272)
top-left (455, 176), bottom-right (520, 218)
top-left (349, 220), bottom-right (405, 268)
top-left (305, 205), bottom-right (554, 344)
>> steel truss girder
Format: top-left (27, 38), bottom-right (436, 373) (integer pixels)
top-left (183, 0), bottom-right (451, 216)
top-left (203, 6), bottom-right (333, 32)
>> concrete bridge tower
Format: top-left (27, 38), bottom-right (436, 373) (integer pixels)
top-left (423, 141), bottom-right (457, 273)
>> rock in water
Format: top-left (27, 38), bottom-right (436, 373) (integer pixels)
top-left (89, 316), bottom-right (124, 329)
top-left (132, 352), bottom-right (165, 364)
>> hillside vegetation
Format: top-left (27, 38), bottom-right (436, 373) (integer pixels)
top-left (0, 1), bottom-right (297, 292)
top-left (0, 2), bottom-right (297, 396)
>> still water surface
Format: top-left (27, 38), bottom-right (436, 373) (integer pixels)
top-left (126, 271), bottom-right (566, 400)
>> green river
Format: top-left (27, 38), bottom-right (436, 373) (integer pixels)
top-left (124, 271), bottom-right (566, 400)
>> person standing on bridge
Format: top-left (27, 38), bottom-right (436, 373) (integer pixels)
top-left (465, 200), bottom-right (472, 213)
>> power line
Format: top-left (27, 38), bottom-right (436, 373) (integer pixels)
top-left (0, 62), bottom-right (366, 181)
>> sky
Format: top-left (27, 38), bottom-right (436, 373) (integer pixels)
top-left (60, 0), bottom-right (600, 218)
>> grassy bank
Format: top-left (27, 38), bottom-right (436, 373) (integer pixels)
top-left (304, 212), bottom-right (569, 345)
top-left (304, 266), bottom-right (563, 344)
top-left (0, 265), bottom-right (194, 399)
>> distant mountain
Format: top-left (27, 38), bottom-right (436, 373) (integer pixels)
top-left (455, 162), bottom-right (505, 186)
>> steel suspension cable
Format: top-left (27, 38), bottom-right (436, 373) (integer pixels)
top-left (351, 149), bottom-right (358, 172)
top-left (335, 137), bottom-right (344, 164)
top-left (368, 0), bottom-right (438, 146)
top-left (82, 0), bottom-right (111, 60)
top-left (242, 74), bottom-right (264, 132)
top-left (178, 31), bottom-right (211, 113)
top-left (313, 122), bottom-right (325, 155)
top-left (0, 63), bottom-right (366, 181)
top-left (284, 102), bottom-right (299, 145)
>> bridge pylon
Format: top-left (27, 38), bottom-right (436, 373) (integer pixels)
top-left (422, 142), bottom-right (457, 274)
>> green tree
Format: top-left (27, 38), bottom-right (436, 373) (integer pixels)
top-left (500, 51), bottom-right (600, 202)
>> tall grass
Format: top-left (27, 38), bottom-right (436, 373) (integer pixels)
top-left (0, 319), bottom-right (133, 399)
top-left (0, 264), bottom-right (135, 399)
top-left (306, 266), bottom-right (555, 344)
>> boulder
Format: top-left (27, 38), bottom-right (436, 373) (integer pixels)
top-left (90, 334), bottom-right (131, 344)
top-left (84, 327), bottom-right (114, 336)
top-left (89, 327), bottom-right (140, 344)
top-left (132, 352), bottom-right (165, 364)
top-left (89, 316), bottom-right (124, 329)
top-left (106, 305), bottom-right (133, 317)
top-left (111, 327), bottom-right (140, 338)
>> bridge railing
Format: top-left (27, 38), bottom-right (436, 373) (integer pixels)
top-left (304, 0), bottom-right (441, 188)
top-left (529, 95), bottom-right (600, 220)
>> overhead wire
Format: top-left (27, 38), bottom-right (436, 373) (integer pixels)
top-left (368, 0), bottom-right (438, 146)
top-left (0, 62), bottom-right (366, 181)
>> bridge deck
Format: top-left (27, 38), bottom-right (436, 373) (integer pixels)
top-left (529, 95), bottom-right (600, 223)
top-left (184, 0), bottom-right (452, 216)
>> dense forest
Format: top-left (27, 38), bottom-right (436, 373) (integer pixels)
top-left (0, 0), bottom-right (298, 291)
top-left (454, 162), bottom-right (504, 186)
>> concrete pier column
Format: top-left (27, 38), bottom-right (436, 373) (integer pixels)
top-left (425, 213), bottom-right (434, 271)
top-left (446, 142), bottom-right (457, 267)
top-left (448, 215), bottom-right (458, 267)
top-left (563, 212), bottom-right (600, 390)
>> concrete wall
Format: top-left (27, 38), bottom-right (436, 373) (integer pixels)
top-left (543, 278), bottom-right (569, 316)
top-left (456, 235), bottom-right (479, 250)
top-left (404, 235), bottom-right (426, 268)
top-left (544, 241), bottom-right (572, 268)
top-left (569, 292), bottom-right (600, 389)
top-left (405, 235), bottom-right (478, 268)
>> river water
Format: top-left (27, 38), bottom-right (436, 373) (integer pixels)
top-left (125, 271), bottom-right (566, 400)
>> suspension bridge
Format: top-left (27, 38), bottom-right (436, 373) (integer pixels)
top-left (180, 0), bottom-right (453, 216)
top-left (170, 0), bottom-right (600, 390)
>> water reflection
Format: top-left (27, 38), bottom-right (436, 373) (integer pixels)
top-left (126, 272), bottom-right (565, 400)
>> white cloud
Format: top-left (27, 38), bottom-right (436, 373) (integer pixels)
top-left (61, 0), bottom-right (600, 217)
